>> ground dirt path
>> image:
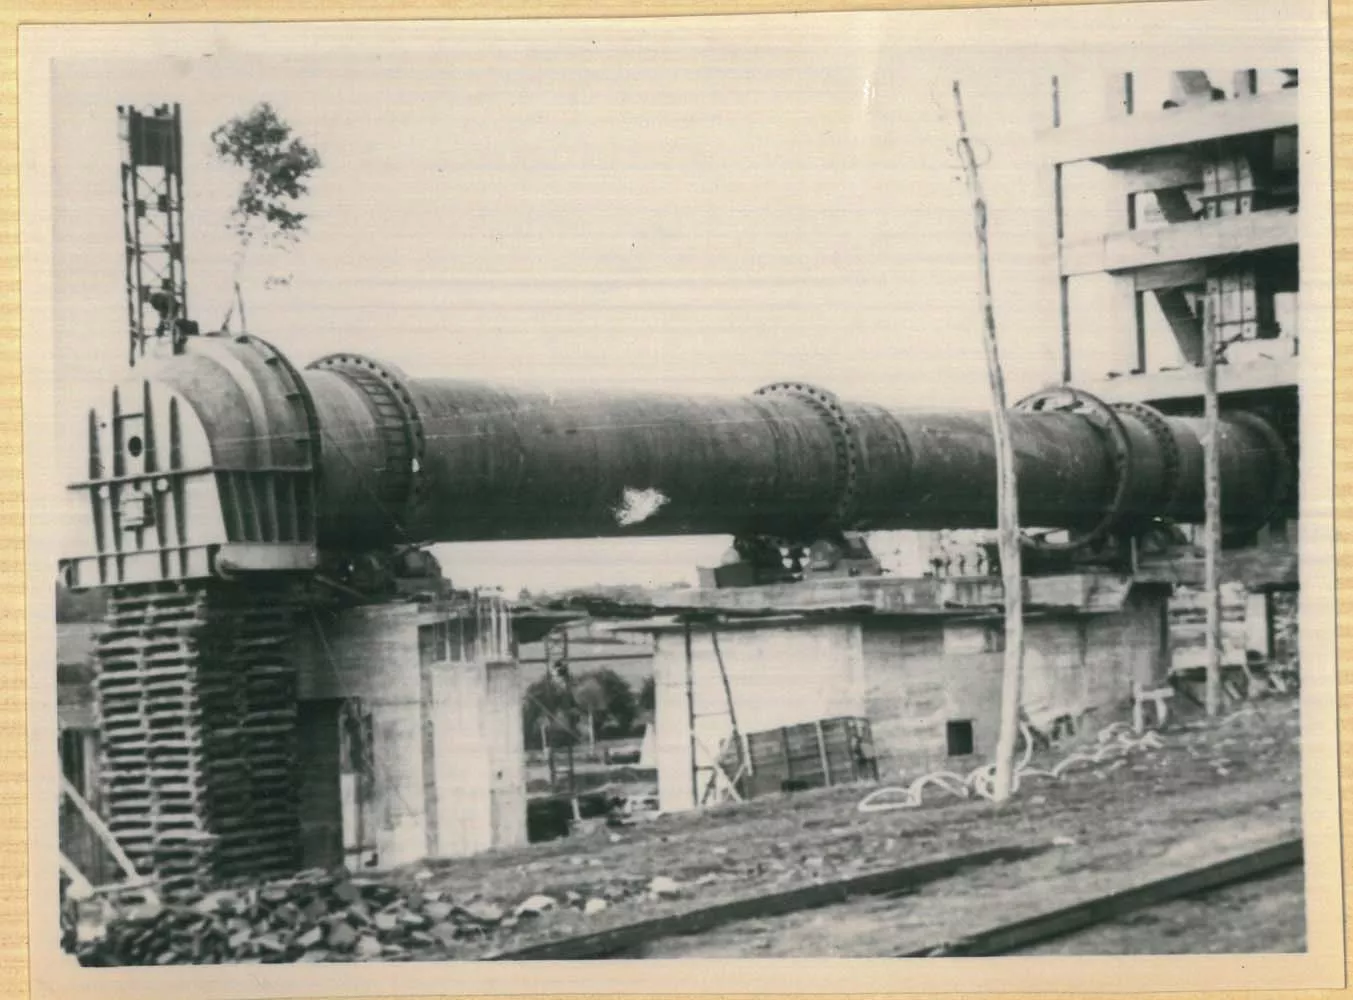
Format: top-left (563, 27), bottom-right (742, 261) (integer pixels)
top-left (401, 696), bottom-right (1303, 959)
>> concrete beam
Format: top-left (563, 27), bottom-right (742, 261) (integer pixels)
top-left (1042, 88), bottom-right (1299, 165)
top-left (1134, 260), bottom-right (1210, 292)
top-left (1151, 187), bottom-right (1201, 224)
top-left (644, 573), bottom-right (1135, 617)
top-left (1061, 208), bottom-right (1299, 277)
top-left (1135, 543), bottom-right (1298, 589)
top-left (1154, 287), bottom-right (1204, 365)
top-left (1119, 148), bottom-right (1206, 193)
top-left (512, 609), bottom-right (588, 645)
top-left (1077, 355), bottom-right (1299, 404)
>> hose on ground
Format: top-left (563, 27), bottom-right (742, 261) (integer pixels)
top-left (857, 721), bottom-right (1164, 814)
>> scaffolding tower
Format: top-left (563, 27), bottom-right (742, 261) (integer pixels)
top-left (119, 103), bottom-right (194, 365)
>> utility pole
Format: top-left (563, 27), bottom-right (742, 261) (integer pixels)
top-left (1202, 298), bottom-right (1223, 716)
top-left (953, 81), bottom-right (1025, 802)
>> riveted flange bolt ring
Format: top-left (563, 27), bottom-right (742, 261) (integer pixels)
top-left (1113, 399), bottom-right (1181, 522)
top-left (754, 381), bottom-right (861, 530)
top-left (307, 353), bottom-right (426, 536)
top-left (1014, 386), bottom-right (1133, 554)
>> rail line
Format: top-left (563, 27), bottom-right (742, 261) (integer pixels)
top-left (902, 837), bottom-right (1303, 957)
top-left (487, 843), bottom-right (1050, 961)
top-left (488, 837), bottom-right (1302, 961)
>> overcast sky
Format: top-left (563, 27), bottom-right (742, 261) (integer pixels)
top-left (36, 4), bottom-right (1323, 591)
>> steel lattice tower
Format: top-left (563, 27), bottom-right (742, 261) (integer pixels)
top-left (119, 104), bottom-right (192, 366)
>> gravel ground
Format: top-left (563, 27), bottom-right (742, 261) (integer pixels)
top-left (389, 694), bottom-right (1303, 959)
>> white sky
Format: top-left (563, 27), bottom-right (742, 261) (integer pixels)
top-left (38, 5), bottom-right (1324, 592)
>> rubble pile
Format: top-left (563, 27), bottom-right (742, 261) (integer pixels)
top-left (62, 867), bottom-right (685, 965)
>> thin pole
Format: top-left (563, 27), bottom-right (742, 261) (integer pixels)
top-left (560, 630), bottom-right (581, 818)
top-left (708, 626), bottom-right (744, 787)
top-left (953, 81), bottom-right (1025, 802)
top-left (348, 704), bottom-right (367, 866)
top-left (815, 720), bottom-right (832, 786)
top-left (1203, 297), bottom-right (1223, 716)
top-left (171, 104), bottom-right (189, 326)
top-left (684, 620), bottom-right (697, 808)
top-left (1052, 75), bottom-right (1072, 385)
top-left (235, 280), bottom-right (248, 334)
top-left (567, 742), bottom-right (579, 821)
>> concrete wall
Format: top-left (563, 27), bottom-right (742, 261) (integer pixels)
top-left (653, 629), bottom-right (695, 813)
top-left (653, 620), bottom-right (863, 812)
top-left (651, 587), bottom-right (1172, 808)
top-left (862, 618), bottom-right (1059, 778)
top-left (863, 595), bottom-right (1168, 781)
top-left (297, 604), bottom-right (428, 867)
top-left (430, 659), bottom-right (493, 857)
top-left (862, 620), bottom-right (977, 778)
top-left (426, 656), bottom-right (529, 857)
top-left (1084, 586), bottom-right (1168, 701)
top-left (295, 599), bottom-right (527, 868)
top-left (486, 661), bottom-right (528, 849)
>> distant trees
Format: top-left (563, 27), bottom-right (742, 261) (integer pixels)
top-left (575, 668), bottom-right (639, 740)
top-left (522, 674), bottom-right (576, 751)
top-left (55, 583), bottom-right (106, 624)
top-left (522, 666), bottom-right (644, 750)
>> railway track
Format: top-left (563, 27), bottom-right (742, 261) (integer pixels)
top-left (903, 837), bottom-right (1303, 957)
top-left (488, 843), bottom-right (1051, 961)
top-left (489, 837), bottom-right (1303, 960)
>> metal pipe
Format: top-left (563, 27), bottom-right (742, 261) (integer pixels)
top-left (302, 351), bottom-right (1289, 547)
top-left (60, 336), bottom-right (1291, 588)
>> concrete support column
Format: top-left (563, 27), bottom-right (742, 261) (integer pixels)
top-left (370, 702), bottom-right (428, 868)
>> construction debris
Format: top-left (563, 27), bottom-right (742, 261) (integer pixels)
top-left (64, 866), bottom-right (539, 965)
top-left (647, 876), bottom-right (683, 899)
top-left (63, 861), bottom-right (704, 965)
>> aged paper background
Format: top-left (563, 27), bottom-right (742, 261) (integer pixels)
top-left (5, 1), bottom-right (1346, 998)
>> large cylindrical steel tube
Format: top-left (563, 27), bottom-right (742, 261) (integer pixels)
top-left (844, 407), bottom-right (1117, 530)
top-left (59, 335), bottom-right (1289, 591)
top-left (301, 353), bottom-right (1289, 548)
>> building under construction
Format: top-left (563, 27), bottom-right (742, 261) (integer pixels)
top-left (56, 66), bottom-right (1303, 890)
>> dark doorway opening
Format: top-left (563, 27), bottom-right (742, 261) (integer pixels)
top-left (946, 720), bottom-right (975, 757)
